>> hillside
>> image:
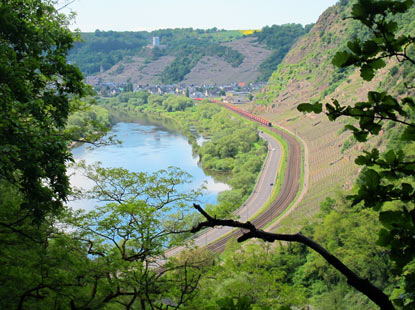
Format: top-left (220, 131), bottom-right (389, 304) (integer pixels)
top-left (68, 26), bottom-right (309, 85)
top-left (93, 37), bottom-right (272, 86)
top-left (252, 0), bottom-right (415, 224)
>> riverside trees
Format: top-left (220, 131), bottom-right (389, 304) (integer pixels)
top-left (0, 1), bottom-right (206, 309)
top-left (0, 164), bottom-right (206, 309)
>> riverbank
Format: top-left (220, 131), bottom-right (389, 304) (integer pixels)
top-left (97, 93), bottom-right (268, 222)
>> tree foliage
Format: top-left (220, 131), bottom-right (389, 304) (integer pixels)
top-left (0, 164), bottom-right (205, 309)
top-left (298, 0), bottom-right (415, 308)
top-left (0, 0), bottom-right (87, 219)
top-left (255, 23), bottom-right (312, 81)
top-left (67, 30), bottom-right (149, 74)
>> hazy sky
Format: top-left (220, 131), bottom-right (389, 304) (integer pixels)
top-left (64, 0), bottom-right (339, 32)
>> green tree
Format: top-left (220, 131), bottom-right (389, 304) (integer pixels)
top-left (0, 164), bottom-right (204, 309)
top-left (297, 0), bottom-right (415, 308)
top-left (0, 0), bottom-right (87, 220)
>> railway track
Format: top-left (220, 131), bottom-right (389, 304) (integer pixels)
top-left (204, 104), bottom-right (302, 253)
top-left (162, 101), bottom-right (303, 260)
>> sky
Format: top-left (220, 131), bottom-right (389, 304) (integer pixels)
top-left (63, 0), bottom-right (339, 32)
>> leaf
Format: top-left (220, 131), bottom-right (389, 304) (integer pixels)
top-left (360, 64), bottom-right (375, 81)
top-left (401, 126), bottom-right (415, 141)
top-left (402, 97), bottom-right (415, 108)
top-left (377, 228), bottom-right (391, 246)
top-left (379, 211), bottom-right (407, 229)
top-left (332, 51), bottom-right (355, 67)
top-left (384, 21), bottom-right (398, 33)
top-left (401, 183), bottom-right (413, 201)
top-left (370, 58), bottom-right (386, 70)
top-left (347, 40), bottom-right (362, 54)
top-left (297, 102), bottom-right (322, 114)
top-left (362, 40), bottom-right (380, 56)
top-left (364, 169), bottom-right (380, 188)
top-left (383, 150), bottom-right (396, 165)
top-left (351, 3), bottom-right (366, 19)
top-left (354, 130), bottom-right (369, 142)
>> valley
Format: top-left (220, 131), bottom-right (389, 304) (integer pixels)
top-left (3, 0), bottom-right (415, 309)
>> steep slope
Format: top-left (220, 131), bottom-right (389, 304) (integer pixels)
top-left (91, 37), bottom-right (272, 85)
top-left (93, 56), bottom-right (175, 85)
top-left (254, 0), bottom-right (415, 222)
top-left (182, 37), bottom-right (272, 85)
top-left (256, 1), bottom-right (362, 106)
top-left (70, 26), bottom-right (309, 86)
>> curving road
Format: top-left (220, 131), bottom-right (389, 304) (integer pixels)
top-left (202, 106), bottom-right (302, 253)
top-left (164, 130), bottom-right (282, 259)
top-left (161, 106), bottom-right (303, 262)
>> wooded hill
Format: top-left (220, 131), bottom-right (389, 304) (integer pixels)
top-left (67, 25), bottom-right (311, 85)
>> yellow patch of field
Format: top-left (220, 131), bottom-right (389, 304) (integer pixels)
top-left (240, 29), bottom-right (261, 35)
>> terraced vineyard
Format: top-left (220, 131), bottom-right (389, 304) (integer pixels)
top-left (204, 104), bottom-right (303, 252)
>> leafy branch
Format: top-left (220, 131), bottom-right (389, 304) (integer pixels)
top-left (191, 204), bottom-right (395, 310)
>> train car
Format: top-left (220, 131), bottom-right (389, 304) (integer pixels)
top-left (221, 102), bottom-right (272, 127)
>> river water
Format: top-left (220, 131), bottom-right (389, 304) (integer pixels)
top-left (69, 121), bottom-right (230, 211)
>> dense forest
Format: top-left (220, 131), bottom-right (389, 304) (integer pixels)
top-left (2, 0), bottom-right (415, 309)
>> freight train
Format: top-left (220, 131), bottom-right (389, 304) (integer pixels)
top-left (193, 98), bottom-right (272, 127)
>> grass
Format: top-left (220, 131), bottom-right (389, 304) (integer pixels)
top-left (199, 30), bottom-right (244, 43)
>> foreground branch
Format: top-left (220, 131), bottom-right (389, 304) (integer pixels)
top-left (191, 204), bottom-right (395, 310)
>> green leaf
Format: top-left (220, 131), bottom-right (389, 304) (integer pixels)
top-left (362, 40), bottom-right (379, 56)
top-left (385, 21), bottom-right (398, 33)
top-left (402, 97), bottom-right (415, 108)
top-left (379, 211), bottom-right (406, 229)
top-left (383, 150), bottom-right (396, 165)
top-left (401, 183), bottom-right (413, 200)
top-left (354, 131), bottom-right (369, 142)
top-left (360, 64), bottom-right (375, 81)
top-left (332, 51), bottom-right (355, 67)
top-left (351, 3), bottom-right (366, 19)
top-left (377, 228), bottom-right (391, 246)
top-left (364, 169), bottom-right (380, 188)
top-left (347, 40), bottom-right (362, 54)
top-left (297, 103), bottom-right (322, 114)
top-left (370, 58), bottom-right (386, 69)
top-left (401, 126), bottom-right (415, 141)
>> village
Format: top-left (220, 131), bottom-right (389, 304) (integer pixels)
top-left (86, 78), bottom-right (267, 104)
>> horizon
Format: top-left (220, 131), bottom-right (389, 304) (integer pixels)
top-left (62, 0), bottom-right (339, 32)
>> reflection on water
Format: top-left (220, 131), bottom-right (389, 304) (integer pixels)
top-left (68, 121), bottom-right (230, 211)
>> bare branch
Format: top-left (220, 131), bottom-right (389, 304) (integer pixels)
top-left (56, 0), bottom-right (76, 11)
top-left (192, 204), bottom-right (395, 310)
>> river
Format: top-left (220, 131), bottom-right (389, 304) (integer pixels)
top-left (68, 121), bottom-right (230, 211)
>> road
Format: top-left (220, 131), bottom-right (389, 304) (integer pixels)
top-left (160, 105), bottom-right (303, 261)
top-left (164, 130), bottom-right (284, 259)
top-left (202, 109), bottom-right (302, 253)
